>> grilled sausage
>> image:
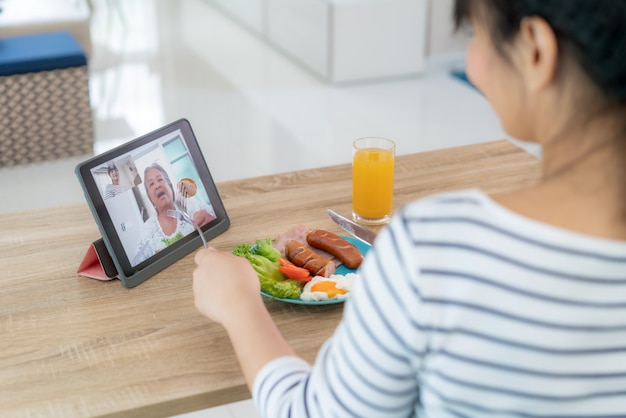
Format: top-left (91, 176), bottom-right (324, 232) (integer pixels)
top-left (306, 229), bottom-right (363, 269)
top-left (285, 240), bottom-right (336, 277)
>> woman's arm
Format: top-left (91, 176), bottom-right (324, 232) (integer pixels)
top-left (193, 248), bottom-right (295, 389)
top-left (193, 215), bottom-right (421, 417)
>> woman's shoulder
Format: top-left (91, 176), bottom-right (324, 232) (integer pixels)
top-left (397, 188), bottom-right (626, 255)
top-left (394, 188), bottom-right (547, 246)
top-left (400, 188), bottom-right (555, 237)
top-left (386, 189), bottom-right (499, 247)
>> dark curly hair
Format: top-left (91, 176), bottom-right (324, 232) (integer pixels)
top-left (454, 0), bottom-right (626, 103)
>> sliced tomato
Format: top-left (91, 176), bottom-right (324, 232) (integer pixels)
top-left (278, 258), bottom-right (293, 267)
top-left (279, 267), bottom-right (312, 282)
top-left (278, 258), bottom-right (312, 281)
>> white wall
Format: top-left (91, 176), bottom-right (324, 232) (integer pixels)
top-left (427, 0), bottom-right (471, 56)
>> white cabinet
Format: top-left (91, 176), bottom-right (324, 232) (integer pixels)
top-left (266, 0), bottom-right (329, 78)
top-left (206, 0), bottom-right (265, 34)
top-left (329, 0), bottom-right (428, 82)
top-left (205, 0), bottom-right (429, 83)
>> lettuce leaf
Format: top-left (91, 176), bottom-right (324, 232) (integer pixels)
top-left (233, 239), bottom-right (302, 299)
top-left (252, 238), bottom-right (282, 262)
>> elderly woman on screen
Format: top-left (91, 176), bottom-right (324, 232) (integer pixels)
top-left (132, 163), bottom-right (215, 265)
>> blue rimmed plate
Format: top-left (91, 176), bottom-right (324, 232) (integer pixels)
top-left (260, 235), bottom-right (371, 305)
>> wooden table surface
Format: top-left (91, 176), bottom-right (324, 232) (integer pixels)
top-left (0, 140), bottom-right (540, 417)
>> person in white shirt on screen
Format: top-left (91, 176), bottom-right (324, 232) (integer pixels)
top-left (132, 163), bottom-right (215, 265)
top-left (192, 0), bottom-right (626, 416)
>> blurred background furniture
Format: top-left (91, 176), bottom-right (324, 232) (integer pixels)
top-left (0, 31), bottom-right (93, 166)
top-left (204, 0), bottom-right (470, 83)
top-left (0, 0), bottom-right (92, 57)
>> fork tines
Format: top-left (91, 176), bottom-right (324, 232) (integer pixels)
top-left (176, 181), bottom-right (187, 209)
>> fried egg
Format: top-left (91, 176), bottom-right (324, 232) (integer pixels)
top-left (300, 273), bottom-right (358, 301)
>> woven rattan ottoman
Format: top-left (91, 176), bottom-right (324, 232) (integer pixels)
top-left (0, 31), bottom-right (94, 166)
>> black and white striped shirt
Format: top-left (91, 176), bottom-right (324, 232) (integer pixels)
top-left (253, 189), bottom-right (626, 417)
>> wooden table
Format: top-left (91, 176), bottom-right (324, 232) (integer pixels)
top-left (0, 140), bottom-right (540, 417)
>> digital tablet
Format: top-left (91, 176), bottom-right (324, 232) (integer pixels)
top-left (75, 119), bottom-right (230, 288)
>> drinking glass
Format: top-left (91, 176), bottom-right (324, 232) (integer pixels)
top-left (352, 137), bottom-right (396, 225)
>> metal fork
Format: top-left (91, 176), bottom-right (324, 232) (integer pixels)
top-left (170, 181), bottom-right (208, 248)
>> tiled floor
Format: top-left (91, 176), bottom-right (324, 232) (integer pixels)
top-left (0, 0), bottom-right (537, 416)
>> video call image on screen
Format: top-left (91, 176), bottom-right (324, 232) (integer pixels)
top-left (90, 129), bottom-right (216, 267)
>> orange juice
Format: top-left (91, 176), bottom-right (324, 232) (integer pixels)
top-left (352, 144), bottom-right (395, 224)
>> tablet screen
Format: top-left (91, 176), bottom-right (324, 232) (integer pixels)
top-left (76, 119), bottom-right (230, 287)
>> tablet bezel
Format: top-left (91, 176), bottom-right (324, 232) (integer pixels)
top-left (76, 118), bottom-right (230, 288)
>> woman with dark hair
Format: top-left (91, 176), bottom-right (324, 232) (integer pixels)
top-left (132, 163), bottom-right (215, 265)
top-left (192, 1), bottom-right (626, 416)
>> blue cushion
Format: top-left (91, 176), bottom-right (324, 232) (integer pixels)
top-left (0, 31), bottom-right (86, 76)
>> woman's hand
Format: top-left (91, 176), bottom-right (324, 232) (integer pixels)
top-left (193, 209), bottom-right (216, 227)
top-left (193, 247), bottom-right (296, 391)
top-left (193, 247), bottom-right (262, 326)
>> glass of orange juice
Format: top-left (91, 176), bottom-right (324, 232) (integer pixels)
top-left (352, 137), bottom-right (396, 225)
